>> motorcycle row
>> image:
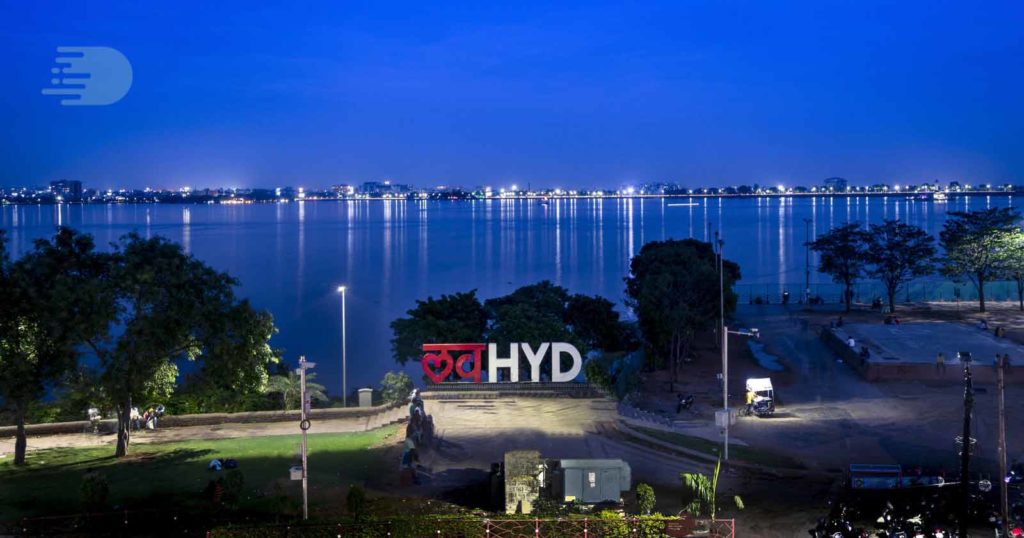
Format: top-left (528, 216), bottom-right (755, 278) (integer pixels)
top-left (809, 499), bottom-right (960, 538)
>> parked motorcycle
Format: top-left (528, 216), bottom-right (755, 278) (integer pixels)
top-left (809, 502), bottom-right (867, 538)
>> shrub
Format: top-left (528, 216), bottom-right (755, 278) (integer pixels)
top-left (635, 482), bottom-right (656, 515)
top-left (80, 470), bottom-right (109, 512)
top-left (222, 469), bottom-right (245, 508)
top-left (379, 371), bottom-right (414, 404)
top-left (583, 357), bottom-right (613, 393)
top-left (346, 484), bottom-right (367, 521)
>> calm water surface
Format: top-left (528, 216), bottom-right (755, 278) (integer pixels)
top-left (2, 195), bottom-right (1017, 392)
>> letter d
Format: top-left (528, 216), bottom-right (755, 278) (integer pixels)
top-left (551, 343), bottom-right (582, 382)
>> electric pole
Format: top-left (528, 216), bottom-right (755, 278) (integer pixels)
top-left (298, 356), bottom-right (316, 521)
top-left (958, 352), bottom-right (974, 538)
top-left (803, 218), bottom-right (812, 303)
top-left (999, 357), bottom-right (1009, 532)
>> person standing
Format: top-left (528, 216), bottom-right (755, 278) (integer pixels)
top-left (936, 352), bottom-right (946, 376)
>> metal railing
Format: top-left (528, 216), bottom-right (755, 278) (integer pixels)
top-left (736, 279), bottom-right (1024, 306)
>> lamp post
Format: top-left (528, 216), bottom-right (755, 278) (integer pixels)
top-left (297, 356), bottom-right (316, 521)
top-left (721, 326), bottom-right (758, 460)
top-left (957, 351), bottom-right (973, 538)
top-left (337, 286), bottom-right (348, 407)
top-left (803, 218), bottom-right (812, 303)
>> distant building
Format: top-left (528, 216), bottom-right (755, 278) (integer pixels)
top-left (50, 180), bottom-right (83, 201)
top-left (331, 184), bottom-right (355, 197)
top-left (358, 180), bottom-right (412, 197)
top-left (823, 177), bottom-right (847, 192)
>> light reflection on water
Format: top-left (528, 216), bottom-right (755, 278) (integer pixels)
top-left (0, 195), bottom-right (1016, 391)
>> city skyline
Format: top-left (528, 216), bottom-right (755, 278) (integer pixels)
top-left (3, 1), bottom-right (1023, 189)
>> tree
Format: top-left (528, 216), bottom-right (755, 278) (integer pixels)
top-left (941, 208), bottom-right (1022, 312)
top-left (379, 371), bottom-right (414, 404)
top-left (806, 223), bottom-right (866, 312)
top-left (680, 457), bottom-right (721, 518)
top-left (390, 291), bottom-right (488, 365)
top-left (635, 482), bottom-right (656, 515)
top-left (862, 220), bottom-right (936, 313)
top-left (179, 301), bottom-right (279, 411)
top-left (266, 371), bottom-right (328, 411)
top-left (565, 294), bottom-right (631, 352)
top-left (624, 239), bottom-right (739, 377)
top-left (89, 233), bottom-right (277, 457)
top-left (0, 228), bottom-right (114, 465)
top-left (1000, 229), bottom-right (1024, 311)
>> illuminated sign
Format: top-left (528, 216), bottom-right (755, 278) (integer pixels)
top-left (421, 343), bottom-right (582, 384)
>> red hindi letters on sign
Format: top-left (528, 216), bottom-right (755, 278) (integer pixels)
top-left (421, 343), bottom-right (486, 384)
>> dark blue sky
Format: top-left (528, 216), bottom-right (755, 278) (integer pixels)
top-left (2, 1), bottom-right (1022, 190)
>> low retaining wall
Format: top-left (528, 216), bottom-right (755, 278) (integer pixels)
top-left (422, 381), bottom-right (603, 399)
top-left (0, 403), bottom-right (403, 439)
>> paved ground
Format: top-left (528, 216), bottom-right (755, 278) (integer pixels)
top-left (845, 321), bottom-right (1024, 364)
top-left (0, 408), bottom-right (403, 455)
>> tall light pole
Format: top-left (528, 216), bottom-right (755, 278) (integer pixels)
top-left (720, 326), bottom-right (758, 460)
top-left (297, 356), bottom-right (316, 521)
top-left (957, 351), bottom-right (974, 538)
top-left (718, 236), bottom-right (724, 348)
top-left (803, 218), bottom-right (812, 303)
top-left (998, 357), bottom-right (1009, 532)
top-left (337, 286), bottom-right (348, 407)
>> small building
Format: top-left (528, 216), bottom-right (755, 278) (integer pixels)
top-left (553, 459), bottom-right (631, 505)
top-left (500, 451), bottom-right (631, 513)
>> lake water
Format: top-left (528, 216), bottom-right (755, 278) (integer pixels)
top-left (1, 194), bottom-right (1018, 393)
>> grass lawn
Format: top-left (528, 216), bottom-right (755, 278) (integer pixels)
top-left (625, 425), bottom-right (806, 470)
top-left (0, 425), bottom-right (401, 520)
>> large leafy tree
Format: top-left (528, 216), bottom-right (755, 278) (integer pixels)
top-left (807, 223), bottom-right (866, 312)
top-left (486, 281), bottom-right (578, 380)
top-left (624, 239), bottom-right (740, 378)
top-left (390, 282), bottom-right (633, 381)
top-left (89, 233), bottom-right (277, 457)
top-left (862, 220), bottom-right (936, 313)
top-left (485, 281), bottom-right (576, 348)
top-left (389, 290), bottom-right (488, 365)
top-left (940, 208), bottom-right (1021, 312)
top-left (565, 294), bottom-right (631, 352)
top-left (997, 228), bottom-right (1024, 311)
top-left (0, 228), bottom-right (114, 465)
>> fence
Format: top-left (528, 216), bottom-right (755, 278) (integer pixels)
top-left (206, 517), bottom-right (736, 537)
top-left (736, 279), bottom-right (1024, 306)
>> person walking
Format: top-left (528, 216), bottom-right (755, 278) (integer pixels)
top-left (936, 352), bottom-right (946, 376)
top-left (745, 388), bottom-right (755, 416)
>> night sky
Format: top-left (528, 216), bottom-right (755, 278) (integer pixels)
top-left (2, 1), bottom-right (1022, 190)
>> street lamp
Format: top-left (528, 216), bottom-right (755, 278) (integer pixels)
top-left (719, 326), bottom-right (759, 461)
top-left (337, 285), bottom-right (348, 407)
top-left (297, 356), bottom-right (316, 521)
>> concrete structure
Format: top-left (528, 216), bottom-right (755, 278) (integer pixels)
top-left (358, 388), bottom-right (374, 407)
top-left (504, 450), bottom-right (543, 514)
top-left (823, 322), bottom-right (1024, 382)
top-left (554, 459), bottom-right (631, 504)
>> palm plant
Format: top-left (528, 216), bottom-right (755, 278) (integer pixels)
top-left (265, 371), bottom-right (328, 411)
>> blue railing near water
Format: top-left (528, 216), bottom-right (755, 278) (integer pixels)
top-left (736, 279), bottom-right (1024, 305)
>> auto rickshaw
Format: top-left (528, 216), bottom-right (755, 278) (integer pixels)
top-left (744, 377), bottom-right (775, 417)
